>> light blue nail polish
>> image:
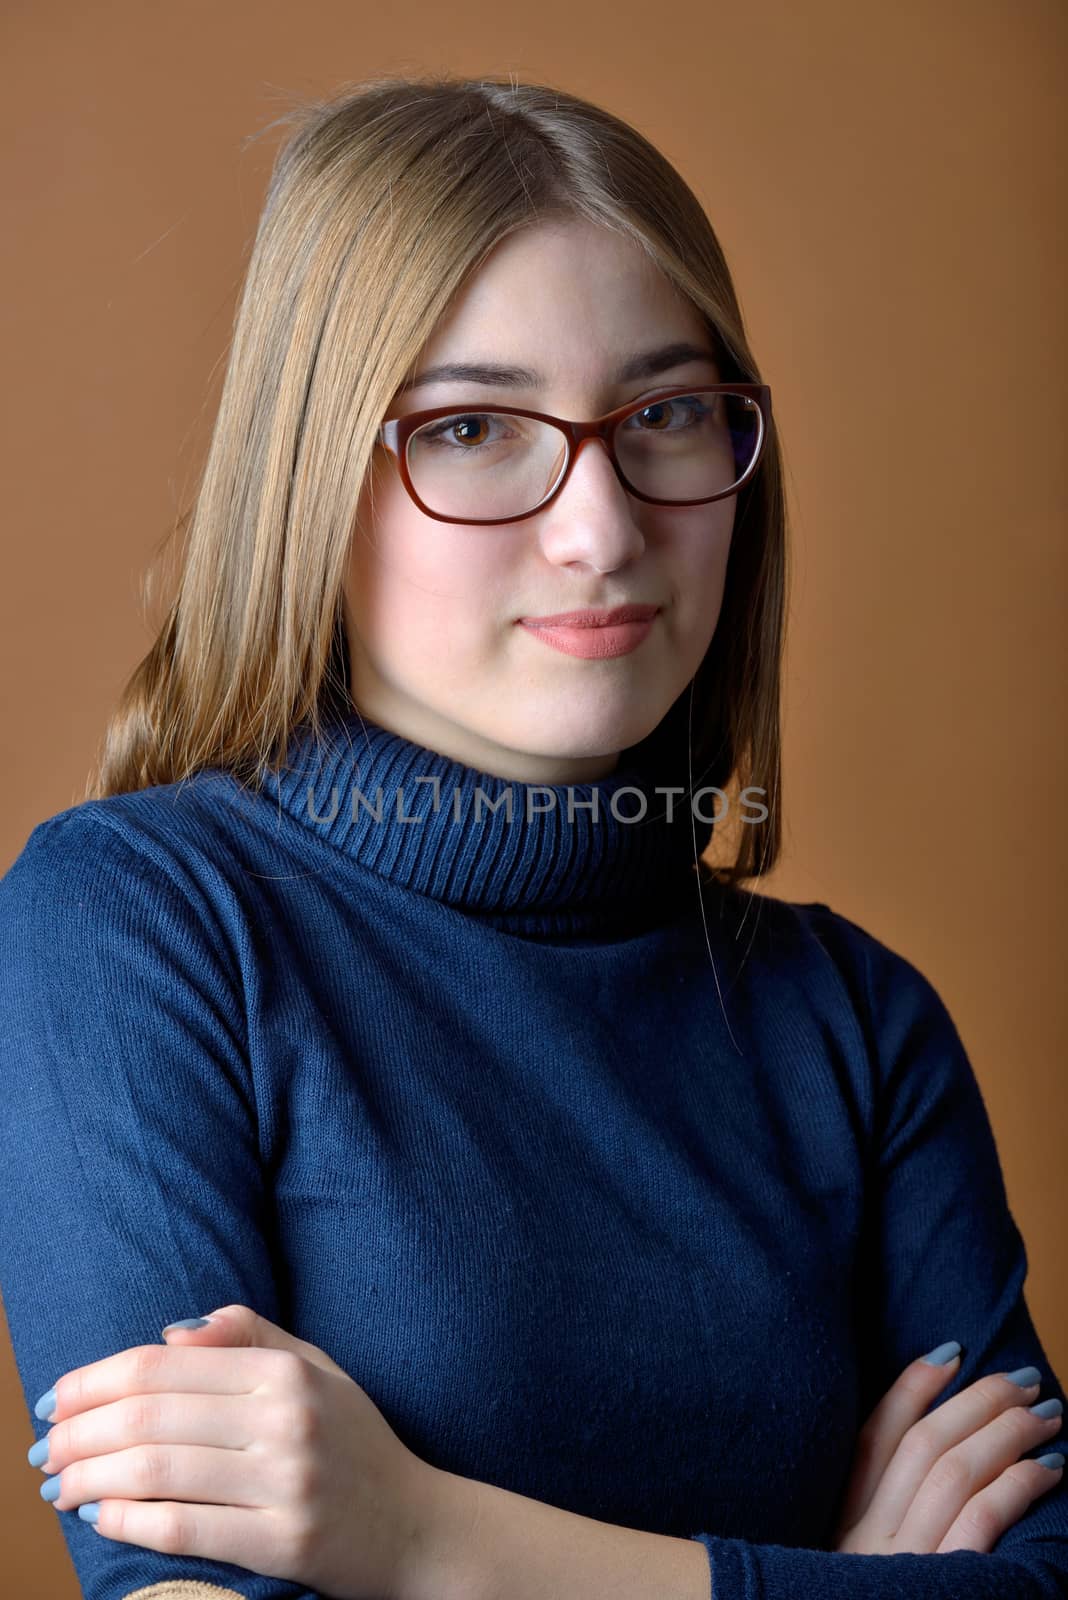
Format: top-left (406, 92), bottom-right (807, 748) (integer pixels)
top-left (1004, 1366), bottom-right (1043, 1387)
top-left (1029, 1398), bottom-right (1063, 1419)
top-left (922, 1341), bottom-right (962, 1365)
top-left (78, 1502), bottom-right (100, 1523)
top-left (27, 1436), bottom-right (50, 1468)
top-left (162, 1317), bottom-right (212, 1332)
top-left (34, 1388), bottom-right (56, 1421)
top-left (40, 1476), bottom-right (61, 1503)
top-left (1036, 1452), bottom-right (1065, 1470)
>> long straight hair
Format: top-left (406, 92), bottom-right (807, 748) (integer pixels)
top-left (85, 73), bottom-right (788, 889)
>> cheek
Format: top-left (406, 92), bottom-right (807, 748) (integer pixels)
top-left (642, 510), bottom-right (733, 686)
top-left (658, 504), bottom-right (734, 622)
top-left (348, 488), bottom-right (511, 664)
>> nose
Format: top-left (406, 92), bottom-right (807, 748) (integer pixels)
top-left (535, 436), bottom-right (647, 573)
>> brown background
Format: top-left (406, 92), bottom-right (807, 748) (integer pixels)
top-left (2, 1), bottom-right (1064, 1591)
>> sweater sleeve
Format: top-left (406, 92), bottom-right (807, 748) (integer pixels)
top-left (688, 902), bottom-right (1068, 1598)
top-left (0, 806), bottom-right (329, 1600)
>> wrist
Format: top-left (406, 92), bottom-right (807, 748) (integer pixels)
top-left (394, 1458), bottom-right (484, 1600)
top-left (394, 1461), bottom-right (710, 1600)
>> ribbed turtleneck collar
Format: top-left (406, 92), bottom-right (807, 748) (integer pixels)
top-left (254, 697), bottom-right (715, 940)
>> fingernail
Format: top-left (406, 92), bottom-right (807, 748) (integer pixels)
top-left (40, 1476), bottom-right (61, 1503)
top-left (161, 1317), bottom-right (213, 1333)
top-left (1004, 1366), bottom-right (1043, 1387)
top-left (77, 1502), bottom-right (100, 1522)
top-left (27, 1435), bottom-right (50, 1469)
top-left (1029, 1399), bottom-right (1063, 1419)
top-left (33, 1388), bottom-right (57, 1421)
top-left (1035, 1452), bottom-right (1065, 1470)
top-left (922, 1341), bottom-right (962, 1366)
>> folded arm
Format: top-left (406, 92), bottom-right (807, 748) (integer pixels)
top-left (0, 809), bottom-right (333, 1599)
top-left (405, 904), bottom-right (1068, 1600)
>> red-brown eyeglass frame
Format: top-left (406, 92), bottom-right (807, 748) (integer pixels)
top-left (375, 382), bottom-right (772, 526)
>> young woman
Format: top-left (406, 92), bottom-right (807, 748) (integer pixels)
top-left (1, 74), bottom-right (1064, 1600)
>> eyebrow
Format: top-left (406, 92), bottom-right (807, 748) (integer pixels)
top-left (398, 340), bottom-right (719, 393)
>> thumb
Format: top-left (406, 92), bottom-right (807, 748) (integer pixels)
top-left (161, 1303), bottom-right (349, 1380)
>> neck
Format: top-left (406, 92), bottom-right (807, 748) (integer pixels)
top-left (253, 693), bottom-right (715, 942)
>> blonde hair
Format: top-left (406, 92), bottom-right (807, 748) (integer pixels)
top-left (85, 72), bottom-right (788, 889)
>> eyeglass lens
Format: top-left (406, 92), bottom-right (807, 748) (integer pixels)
top-left (404, 390), bottom-right (760, 520)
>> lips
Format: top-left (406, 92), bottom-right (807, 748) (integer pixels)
top-left (518, 604), bottom-right (660, 628)
top-left (517, 611), bottom-right (658, 659)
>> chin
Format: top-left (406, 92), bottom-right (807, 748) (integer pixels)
top-left (511, 703), bottom-right (663, 764)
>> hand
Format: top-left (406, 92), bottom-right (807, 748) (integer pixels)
top-left (29, 1304), bottom-right (434, 1600)
top-left (831, 1347), bottom-right (1064, 1555)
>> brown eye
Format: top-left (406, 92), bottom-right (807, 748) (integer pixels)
top-left (629, 395), bottom-right (711, 432)
top-left (420, 414), bottom-right (501, 449)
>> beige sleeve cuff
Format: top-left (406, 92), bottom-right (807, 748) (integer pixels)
top-left (122, 1584), bottom-right (247, 1599)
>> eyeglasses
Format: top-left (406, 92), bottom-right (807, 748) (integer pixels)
top-left (375, 383), bottom-right (772, 526)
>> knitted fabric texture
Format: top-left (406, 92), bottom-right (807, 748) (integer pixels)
top-left (0, 707), bottom-right (1065, 1598)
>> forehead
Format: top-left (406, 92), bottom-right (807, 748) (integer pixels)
top-left (405, 219), bottom-right (715, 393)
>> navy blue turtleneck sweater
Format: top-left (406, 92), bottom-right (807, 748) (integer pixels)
top-left (1, 706), bottom-right (1066, 1600)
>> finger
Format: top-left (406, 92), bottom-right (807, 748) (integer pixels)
top-left (855, 1368), bottom-right (1044, 1540)
top-left (893, 1403), bottom-right (1063, 1551)
top-left (834, 1348), bottom-right (962, 1535)
top-left (76, 1493), bottom-right (288, 1576)
top-left (44, 1343), bottom-right (273, 1423)
top-left (45, 1441), bottom-right (270, 1515)
top-left (164, 1307), bottom-right (351, 1380)
top-left (935, 1454), bottom-right (1066, 1555)
top-left (33, 1392), bottom-right (262, 1477)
